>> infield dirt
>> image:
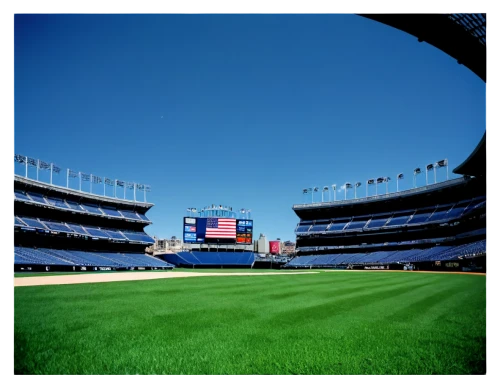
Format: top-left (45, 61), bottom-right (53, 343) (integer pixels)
top-left (14, 270), bottom-right (318, 287)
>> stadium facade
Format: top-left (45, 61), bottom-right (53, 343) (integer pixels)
top-left (14, 156), bottom-right (174, 272)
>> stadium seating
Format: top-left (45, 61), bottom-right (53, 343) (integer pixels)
top-left (344, 219), bottom-right (368, 231)
top-left (100, 206), bottom-right (123, 217)
top-left (295, 197), bottom-right (485, 236)
top-left (309, 223), bottom-right (329, 232)
top-left (15, 191), bottom-right (150, 222)
top-left (365, 217), bottom-right (390, 229)
top-left (27, 192), bottom-right (48, 205)
top-left (66, 200), bottom-right (86, 211)
top-left (162, 251), bottom-right (255, 267)
top-left (14, 247), bottom-right (174, 268)
top-left (42, 221), bottom-right (73, 233)
top-left (15, 216), bottom-right (154, 243)
top-left (285, 240), bottom-right (486, 268)
top-left (80, 203), bottom-right (104, 215)
top-left (45, 197), bottom-right (70, 209)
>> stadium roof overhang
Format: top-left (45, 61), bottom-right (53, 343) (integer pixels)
top-left (359, 14), bottom-right (486, 178)
top-left (453, 132), bottom-right (486, 177)
top-left (359, 14), bottom-right (486, 82)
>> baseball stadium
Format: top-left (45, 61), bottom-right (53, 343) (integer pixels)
top-left (14, 14), bottom-right (487, 375)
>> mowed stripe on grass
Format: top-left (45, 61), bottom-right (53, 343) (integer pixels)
top-left (14, 272), bottom-right (486, 374)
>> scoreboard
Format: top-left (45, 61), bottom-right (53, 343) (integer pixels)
top-left (183, 217), bottom-right (253, 244)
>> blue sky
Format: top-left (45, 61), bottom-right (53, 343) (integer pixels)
top-left (14, 14), bottom-right (485, 241)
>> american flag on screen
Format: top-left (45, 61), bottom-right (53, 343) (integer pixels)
top-left (206, 218), bottom-right (236, 238)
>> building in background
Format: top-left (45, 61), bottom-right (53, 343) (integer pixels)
top-left (256, 233), bottom-right (269, 254)
top-left (281, 241), bottom-right (296, 256)
top-left (147, 236), bottom-right (183, 253)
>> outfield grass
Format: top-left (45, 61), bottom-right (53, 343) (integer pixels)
top-left (14, 271), bottom-right (486, 374)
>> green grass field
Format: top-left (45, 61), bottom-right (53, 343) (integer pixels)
top-left (14, 271), bottom-right (486, 374)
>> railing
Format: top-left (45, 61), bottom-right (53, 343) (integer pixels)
top-left (293, 177), bottom-right (466, 209)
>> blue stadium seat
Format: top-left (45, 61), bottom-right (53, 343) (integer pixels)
top-left (462, 200), bottom-right (486, 216)
top-left (83, 227), bottom-right (110, 238)
top-left (122, 232), bottom-right (155, 243)
top-left (427, 207), bottom-right (453, 222)
top-left (365, 217), bottom-right (390, 229)
top-left (42, 221), bottom-right (74, 233)
top-left (328, 222), bottom-right (348, 231)
top-left (406, 212), bottom-right (432, 225)
top-left (100, 206), bottom-right (123, 217)
top-left (344, 220), bottom-right (368, 231)
top-left (14, 217), bottom-right (25, 226)
top-left (18, 217), bottom-right (48, 230)
top-left (102, 229), bottom-right (127, 240)
top-left (80, 203), bottom-right (104, 215)
top-left (136, 213), bottom-right (150, 221)
top-left (444, 201), bottom-right (471, 221)
top-left (309, 224), bottom-right (329, 232)
top-left (119, 210), bottom-right (141, 220)
top-left (15, 246), bottom-right (174, 268)
top-left (385, 215), bottom-right (411, 227)
top-left (66, 201), bottom-right (85, 211)
top-left (296, 224), bottom-right (312, 233)
top-left (27, 192), bottom-right (48, 205)
top-left (45, 197), bottom-right (70, 209)
top-left (14, 190), bottom-right (31, 202)
top-left (66, 224), bottom-right (89, 235)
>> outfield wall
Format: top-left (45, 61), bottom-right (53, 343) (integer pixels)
top-left (15, 264), bottom-right (172, 273)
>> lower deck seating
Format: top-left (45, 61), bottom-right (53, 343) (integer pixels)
top-left (285, 240), bottom-right (485, 268)
top-left (162, 251), bottom-right (255, 267)
top-left (14, 247), bottom-right (174, 268)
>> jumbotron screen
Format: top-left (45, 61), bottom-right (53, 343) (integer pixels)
top-left (183, 217), bottom-right (253, 244)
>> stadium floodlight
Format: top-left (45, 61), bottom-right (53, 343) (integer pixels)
top-left (322, 186), bottom-right (329, 202)
top-left (331, 184), bottom-right (337, 202)
top-left (354, 182), bottom-right (361, 198)
top-left (426, 163), bottom-right (434, 185)
top-left (397, 173), bottom-right (404, 192)
top-left (366, 179), bottom-right (375, 197)
top-left (413, 168), bottom-right (421, 188)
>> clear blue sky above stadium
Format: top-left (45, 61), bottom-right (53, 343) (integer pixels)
top-left (14, 14), bottom-right (485, 241)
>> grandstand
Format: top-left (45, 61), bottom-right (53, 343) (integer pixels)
top-left (286, 170), bottom-right (486, 272)
top-left (157, 207), bottom-right (256, 268)
top-left (14, 159), bottom-right (174, 272)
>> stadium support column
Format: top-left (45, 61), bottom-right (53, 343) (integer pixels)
top-left (90, 174), bottom-right (93, 193)
top-left (25, 156), bottom-right (28, 178)
top-left (50, 163), bottom-right (53, 185)
top-left (79, 172), bottom-right (82, 191)
top-left (66, 169), bottom-right (69, 188)
top-left (36, 160), bottom-right (39, 181)
top-left (134, 183), bottom-right (136, 202)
